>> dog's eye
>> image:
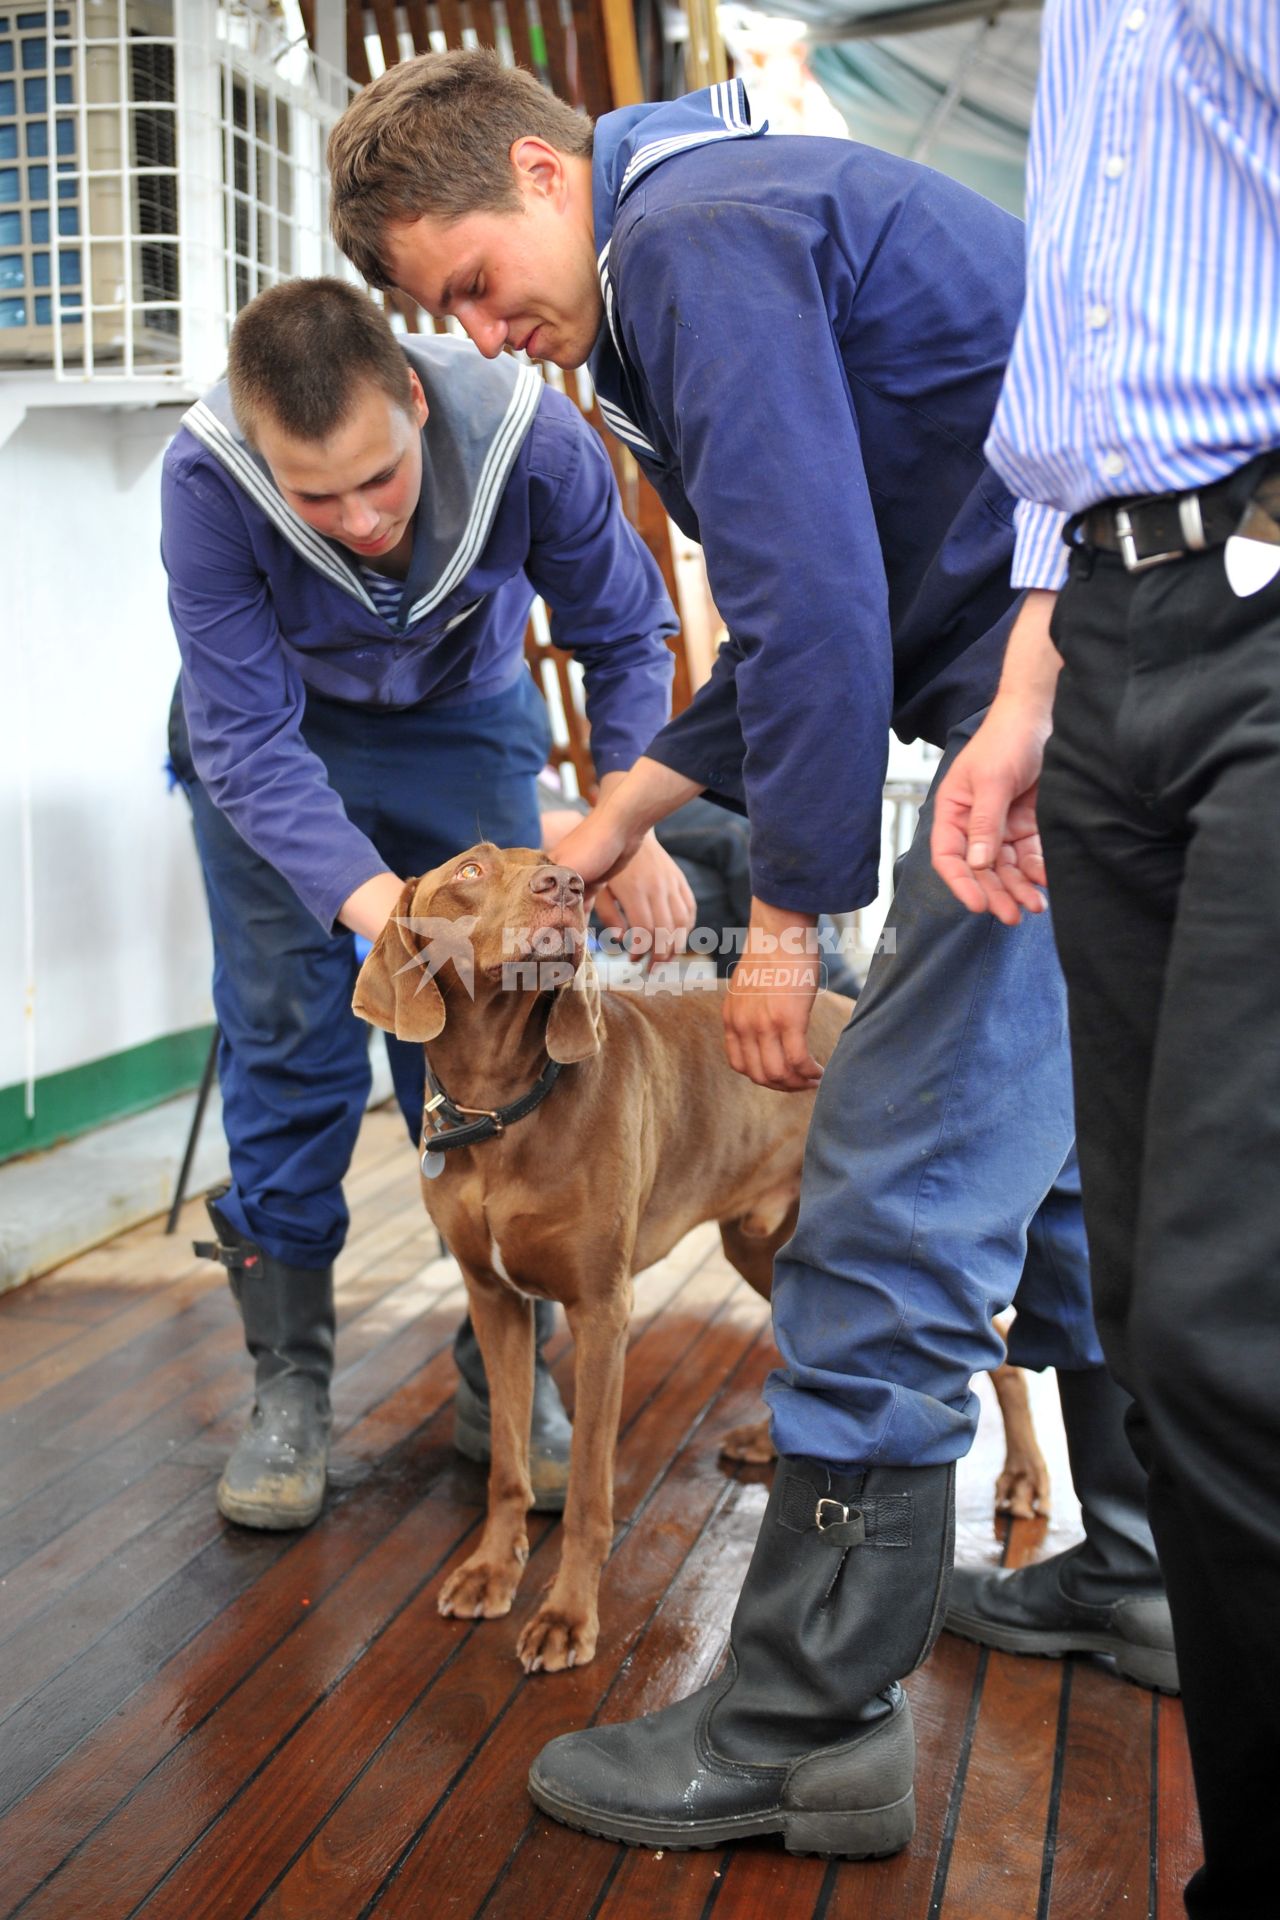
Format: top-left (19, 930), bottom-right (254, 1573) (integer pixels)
top-left (455, 862), bottom-right (483, 881)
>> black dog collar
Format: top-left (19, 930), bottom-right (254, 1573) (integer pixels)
top-left (419, 1056), bottom-right (564, 1175)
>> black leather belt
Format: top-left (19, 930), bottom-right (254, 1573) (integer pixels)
top-left (1072, 465), bottom-right (1280, 574)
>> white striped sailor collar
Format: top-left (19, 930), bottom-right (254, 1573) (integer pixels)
top-left (181, 335), bottom-right (542, 628)
top-left (589, 80), bottom-right (766, 457)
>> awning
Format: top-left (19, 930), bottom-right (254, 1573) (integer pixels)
top-left (748, 0), bottom-right (1043, 214)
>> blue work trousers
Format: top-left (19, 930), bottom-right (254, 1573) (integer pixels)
top-left (170, 674), bottom-right (550, 1268)
top-left (765, 710), bottom-right (1103, 1467)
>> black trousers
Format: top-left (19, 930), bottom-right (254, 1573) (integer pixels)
top-left (1040, 543), bottom-right (1280, 1920)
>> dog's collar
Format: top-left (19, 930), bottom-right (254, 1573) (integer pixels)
top-left (419, 1055), bottom-right (565, 1171)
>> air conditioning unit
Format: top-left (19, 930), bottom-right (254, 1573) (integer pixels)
top-left (0, 0), bottom-right (182, 369)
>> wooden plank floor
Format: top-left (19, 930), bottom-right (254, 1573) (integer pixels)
top-left (0, 1105), bottom-right (1200, 1920)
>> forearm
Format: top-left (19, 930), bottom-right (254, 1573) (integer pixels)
top-left (192, 733), bottom-right (395, 936)
top-left (991, 590), bottom-right (1061, 733)
top-left (929, 590), bottom-right (1061, 921)
top-left (339, 869), bottom-right (405, 941)
top-left (751, 897), bottom-right (818, 940)
top-left (596, 759), bottom-right (703, 838)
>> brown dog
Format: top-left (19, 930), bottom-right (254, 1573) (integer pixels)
top-left (354, 842), bottom-right (1046, 1674)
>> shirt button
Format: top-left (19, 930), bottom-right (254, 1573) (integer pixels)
top-left (1087, 303), bottom-right (1110, 329)
top-left (1103, 454), bottom-right (1126, 478)
top-left (1104, 155), bottom-right (1125, 179)
top-left (1126, 6), bottom-right (1146, 27)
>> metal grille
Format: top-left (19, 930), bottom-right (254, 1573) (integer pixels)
top-left (0, 0), bottom-right (186, 373)
top-left (0, 5), bottom-right (88, 356)
top-left (132, 28), bottom-right (177, 334)
top-left (188, 0), bottom-right (353, 386)
top-left (0, 0), bottom-right (352, 387)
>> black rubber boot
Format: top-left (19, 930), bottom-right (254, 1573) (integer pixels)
top-left (452, 1300), bottom-right (572, 1512)
top-left (529, 1455), bottom-right (955, 1855)
top-left (197, 1189), bottom-right (334, 1531)
top-left (946, 1364), bottom-right (1178, 1692)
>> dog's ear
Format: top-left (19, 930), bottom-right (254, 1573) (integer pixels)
top-left (352, 878), bottom-right (447, 1043)
top-left (544, 950), bottom-right (604, 1063)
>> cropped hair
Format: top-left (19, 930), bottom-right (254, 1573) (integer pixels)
top-left (328, 49), bottom-right (592, 288)
top-left (226, 277), bottom-right (414, 446)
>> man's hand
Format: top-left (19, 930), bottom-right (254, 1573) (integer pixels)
top-left (549, 759), bottom-right (703, 960)
top-left (931, 711), bottom-right (1049, 927)
top-left (593, 834), bottom-right (696, 963)
top-left (930, 590), bottom-right (1061, 927)
top-left (549, 800), bottom-right (640, 893)
top-left (724, 900), bottom-right (824, 1092)
top-left (543, 806), bottom-right (696, 961)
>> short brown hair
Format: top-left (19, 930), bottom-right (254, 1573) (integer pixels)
top-left (226, 276), bottom-right (414, 446)
top-left (327, 50), bottom-right (593, 289)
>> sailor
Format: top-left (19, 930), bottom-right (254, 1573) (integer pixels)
top-left (326, 55), bottom-right (1175, 1854)
top-left (162, 274), bottom-right (684, 1532)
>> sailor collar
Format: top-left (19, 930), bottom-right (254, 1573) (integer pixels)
top-left (590, 80), bottom-right (767, 457)
top-left (182, 334), bottom-right (541, 625)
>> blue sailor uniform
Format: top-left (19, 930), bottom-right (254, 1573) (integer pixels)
top-left (589, 84), bottom-right (1102, 1465)
top-left (163, 336), bottom-right (675, 1267)
top-left (165, 337), bottom-right (675, 931)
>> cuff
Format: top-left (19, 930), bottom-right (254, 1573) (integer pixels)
top-left (645, 718), bottom-right (746, 811)
top-left (748, 847), bottom-right (882, 918)
top-left (314, 849), bottom-right (395, 936)
top-left (1011, 499), bottom-right (1071, 591)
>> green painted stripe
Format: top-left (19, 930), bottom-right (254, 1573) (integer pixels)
top-left (0, 1025), bottom-right (216, 1165)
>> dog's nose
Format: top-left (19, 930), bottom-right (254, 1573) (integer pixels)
top-left (530, 864), bottom-right (585, 907)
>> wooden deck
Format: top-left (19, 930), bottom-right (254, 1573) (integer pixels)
top-left (0, 1104), bottom-right (1200, 1920)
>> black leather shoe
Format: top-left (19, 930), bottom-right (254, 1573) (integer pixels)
top-left (947, 1364), bottom-right (1178, 1692)
top-left (528, 1454), bottom-right (954, 1855)
top-left (946, 1549), bottom-right (1178, 1691)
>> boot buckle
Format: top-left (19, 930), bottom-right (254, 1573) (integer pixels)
top-left (193, 1237), bottom-right (260, 1275)
top-left (815, 1497), bottom-right (864, 1542)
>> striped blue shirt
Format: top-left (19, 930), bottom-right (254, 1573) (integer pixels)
top-left (987, 0), bottom-right (1280, 589)
top-left (357, 563), bottom-right (405, 622)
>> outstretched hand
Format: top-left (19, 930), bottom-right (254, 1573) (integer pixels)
top-left (930, 705), bottom-right (1049, 927)
top-left (545, 761), bottom-right (701, 963)
top-left (930, 590), bottom-right (1062, 927)
top-left (591, 833), bottom-right (696, 964)
top-left (546, 801), bottom-right (639, 894)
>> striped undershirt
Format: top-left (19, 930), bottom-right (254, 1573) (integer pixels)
top-left (356, 564), bottom-right (405, 623)
top-left (987, 0), bottom-right (1280, 589)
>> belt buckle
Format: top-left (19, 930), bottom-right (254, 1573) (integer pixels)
top-left (1113, 504), bottom-right (1187, 574)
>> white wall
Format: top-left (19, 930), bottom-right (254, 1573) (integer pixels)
top-left (0, 399), bottom-right (213, 1096)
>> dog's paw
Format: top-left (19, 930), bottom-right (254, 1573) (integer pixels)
top-left (995, 1456), bottom-right (1051, 1520)
top-left (517, 1602), bottom-right (598, 1674)
top-left (718, 1419), bottom-right (777, 1466)
top-left (438, 1549), bottom-right (527, 1621)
